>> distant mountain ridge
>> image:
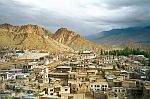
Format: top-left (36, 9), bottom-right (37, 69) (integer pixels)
top-left (86, 26), bottom-right (150, 51)
top-left (87, 26), bottom-right (150, 44)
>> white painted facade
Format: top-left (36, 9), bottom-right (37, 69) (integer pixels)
top-left (90, 82), bottom-right (108, 91)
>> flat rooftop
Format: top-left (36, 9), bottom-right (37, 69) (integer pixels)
top-left (17, 53), bottom-right (49, 60)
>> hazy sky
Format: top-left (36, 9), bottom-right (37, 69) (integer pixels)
top-left (0, 0), bottom-right (150, 35)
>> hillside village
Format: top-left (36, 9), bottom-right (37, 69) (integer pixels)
top-left (1, 0), bottom-right (150, 99)
top-left (0, 47), bottom-right (150, 99)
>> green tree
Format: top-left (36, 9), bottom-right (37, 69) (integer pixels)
top-left (105, 51), bottom-right (109, 55)
top-left (113, 65), bottom-right (116, 70)
top-left (148, 55), bottom-right (150, 66)
top-left (101, 69), bottom-right (106, 78)
top-left (108, 48), bottom-right (149, 58)
top-left (100, 49), bottom-right (103, 55)
top-left (92, 60), bottom-right (97, 64)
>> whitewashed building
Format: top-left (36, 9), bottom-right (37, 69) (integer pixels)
top-left (90, 81), bottom-right (108, 91)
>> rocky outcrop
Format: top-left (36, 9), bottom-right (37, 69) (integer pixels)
top-left (53, 28), bottom-right (103, 51)
top-left (0, 23), bottom-right (71, 52)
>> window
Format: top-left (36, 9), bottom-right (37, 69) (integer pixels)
top-left (68, 96), bottom-right (74, 99)
top-left (95, 85), bottom-right (97, 87)
top-left (50, 89), bottom-right (53, 91)
top-left (65, 89), bottom-right (68, 91)
top-left (50, 93), bottom-right (53, 95)
top-left (102, 85), bottom-right (104, 87)
top-left (91, 85), bottom-right (93, 87)
top-left (105, 85), bottom-right (107, 87)
top-left (97, 85), bottom-right (100, 87)
top-left (115, 90), bottom-right (117, 92)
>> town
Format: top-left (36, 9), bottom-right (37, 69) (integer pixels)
top-left (0, 47), bottom-right (150, 99)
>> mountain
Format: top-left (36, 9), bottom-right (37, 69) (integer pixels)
top-left (86, 26), bottom-right (150, 50)
top-left (0, 23), bottom-right (105, 52)
top-left (119, 41), bottom-right (150, 51)
top-left (87, 26), bottom-right (150, 44)
top-left (0, 23), bottom-right (71, 52)
top-left (52, 28), bottom-right (103, 51)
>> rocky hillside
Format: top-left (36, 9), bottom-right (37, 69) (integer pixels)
top-left (0, 23), bottom-right (51, 36)
top-left (52, 28), bottom-right (103, 51)
top-left (0, 23), bottom-right (71, 52)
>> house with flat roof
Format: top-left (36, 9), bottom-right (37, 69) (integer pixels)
top-left (90, 80), bottom-right (108, 91)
